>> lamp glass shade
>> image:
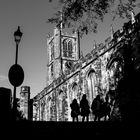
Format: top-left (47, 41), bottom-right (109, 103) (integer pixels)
top-left (14, 26), bottom-right (23, 44)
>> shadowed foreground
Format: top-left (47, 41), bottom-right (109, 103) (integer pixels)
top-left (2, 121), bottom-right (139, 138)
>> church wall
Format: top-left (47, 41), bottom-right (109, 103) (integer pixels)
top-left (33, 12), bottom-right (140, 121)
top-left (33, 44), bottom-right (114, 121)
top-left (33, 45), bottom-right (114, 121)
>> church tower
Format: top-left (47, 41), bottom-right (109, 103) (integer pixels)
top-left (47, 27), bottom-right (80, 86)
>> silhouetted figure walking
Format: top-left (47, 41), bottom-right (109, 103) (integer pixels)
top-left (80, 94), bottom-right (90, 122)
top-left (91, 95), bottom-right (101, 121)
top-left (70, 98), bottom-right (80, 122)
top-left (103, 95), bottom-right (111, 121)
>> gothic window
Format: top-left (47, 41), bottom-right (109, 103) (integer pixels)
top-left (63, 39), bottom-right (73, 58)
top-left (72, 82), bottom-right (78, 101)
top-left (87, 69), bottom-right (96, 105)
top-left (63, 39), bottom-right (67, 57)
top-left (68, 40), bottom-right (73, 57)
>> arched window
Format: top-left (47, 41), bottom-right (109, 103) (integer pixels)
top-left (63, 39), bottom-right (73, 58)
top-left (87, 69), bottom-right (97, 105)
top-left (72, 82), bottom-right (78, 101)
top-left (68, 40), bottom-right (73, 57)
top-left (63, 39), bottom-right (67, 57)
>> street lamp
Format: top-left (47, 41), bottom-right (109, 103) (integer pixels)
top-left (8, 26), bottom-right (24, 121)
top-left (12, 26), bottom-right (23, 120)
top-left (14, 26), bottom-right (23, 64)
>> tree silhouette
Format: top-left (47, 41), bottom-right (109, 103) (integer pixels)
top-left (48, 0), bottom-right (140, 37)
top-left (11, 98), bottom-right (25, 121)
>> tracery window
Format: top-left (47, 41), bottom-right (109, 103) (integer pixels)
top-left (63, 39), bottom-right (73, 58)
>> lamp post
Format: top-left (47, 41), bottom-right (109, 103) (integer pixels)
top-left (13, 26), bottom-right (23, 120)
top-left (14, 26), bottom-right (23, 64)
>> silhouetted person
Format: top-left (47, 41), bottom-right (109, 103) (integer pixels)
top-left (80, 94), bottom-right (90, 122)
top-left (103, 95), bottom-right (111, 121)
top-left (70, 98), bottom-right (80, 122)
top-left (91, 95), bottom-right (101, 121)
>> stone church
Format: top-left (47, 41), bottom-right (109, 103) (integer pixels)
top-left (32, 12), bottom-right (140, 121)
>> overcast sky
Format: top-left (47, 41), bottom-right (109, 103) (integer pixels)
top-left (0, 0), bottom-right (139, 98)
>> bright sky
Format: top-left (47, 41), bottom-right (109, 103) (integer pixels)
top-left (0, 0), bottom-right (139, 98)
